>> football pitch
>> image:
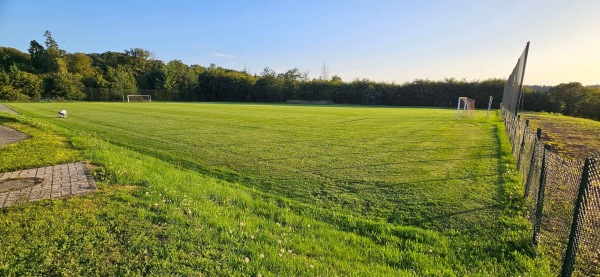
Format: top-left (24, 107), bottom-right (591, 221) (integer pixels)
top-left (0, 103), bottom-right (546, 275)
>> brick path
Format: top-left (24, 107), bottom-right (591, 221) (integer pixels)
top-left (0, 162), bottom-right (97, 208)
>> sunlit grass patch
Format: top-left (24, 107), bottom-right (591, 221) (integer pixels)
top-left (0, 115), bottom-right (80, 172)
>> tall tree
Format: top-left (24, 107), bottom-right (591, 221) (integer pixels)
top-left (28, 40), bottom-right (45, 72)
top-left (44, 58), bottom-right (85, 100)
top-left (124, 47), bottom-right (154, 77)
top-left (106, 65), bottom-right (137, 90)
top-left (43, 30), bottom-right (59, 50)
top-left (66, 53), bottom-right (95, 77)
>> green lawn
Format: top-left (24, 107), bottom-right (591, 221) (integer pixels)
top-left (0, 103), bottom-right (548, 275)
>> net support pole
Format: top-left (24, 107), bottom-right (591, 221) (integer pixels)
top-left (516, 120), bottom-right (529, 170)
top-left (560, 157), bottom-right (592, 277)
top-left (533, 144), bottom-right (550, 247)
top-left (456, 97), bottom-right (462, 120)
top-left (525, 128), bottom-right (542, 198)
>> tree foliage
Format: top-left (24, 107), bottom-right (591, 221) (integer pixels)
top-left (523, 83), bottom-right (600, 120)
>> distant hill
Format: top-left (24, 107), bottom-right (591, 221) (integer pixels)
top-left (525, 84), bottom-right (599, 92)
top-left (525, 85), bottom-right (552, 92)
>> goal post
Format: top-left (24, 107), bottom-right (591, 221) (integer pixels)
top-left (456, 97), bottom-right (475, 119)
top-left (485, 95), bottom-right (493, 123)
top-left (127, 95), bottom-right (152, 103)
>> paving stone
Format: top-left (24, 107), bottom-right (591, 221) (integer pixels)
top-left (0, 162), bottom-right (97, 208)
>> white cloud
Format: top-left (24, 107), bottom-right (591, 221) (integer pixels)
top-left (214, 53), bottom-right (236, 58)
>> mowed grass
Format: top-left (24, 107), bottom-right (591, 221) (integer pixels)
top-left (9, 103), bottom-right (501, 230)
top-left (0, 103), bottom-right (548, 275)
top-left (0, 115), bottom-right (80, 172)
top-left (520, 112), bottom-right (600, 159)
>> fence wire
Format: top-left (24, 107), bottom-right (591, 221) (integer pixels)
top-left (571, 155), bottom-right (599, 277)
top-left (502, 108), bottom-right (599, 276)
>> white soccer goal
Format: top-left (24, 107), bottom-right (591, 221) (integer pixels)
top-left (127, 95), bottom-right (152, 103)
top-left (456, 97), bottom-right (475, 119)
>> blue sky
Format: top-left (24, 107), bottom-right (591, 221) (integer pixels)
top-left (1, 0), bottom-right (598, 85)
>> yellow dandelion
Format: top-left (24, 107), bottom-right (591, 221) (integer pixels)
top-left (259, 253), bottom-right (265, 259)
top-left (244, 257), bottom-right (250, 263)
top-left (288, 249), bottom-right (292, 253)
top-left (257, 273), bottom-right (263, 277)
top-left (251, 235), bottom-right (255, 239)
top-left (280, 248), bottom-right (285, 253)
top-left (277, 239), bottom-right (282, 244)
top-left (309, 264), bottom-right (315, 269)
top-left (307, 224), bottom-right (311, 228)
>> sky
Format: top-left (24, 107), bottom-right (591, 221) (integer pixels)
top-left (0, 0), bottom-right (598, 86)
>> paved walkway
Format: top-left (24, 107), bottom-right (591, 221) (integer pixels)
top-left (0, 124), bottom-right (29, 147)
top-left (0, 103), bottom-right (28, 147)
top-left (0, 162), bottom-right (97, 208)
top-left (0, 104), bottom-right (18, 114)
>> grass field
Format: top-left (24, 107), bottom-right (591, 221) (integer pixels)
top-left (520, 112), bottom-right (600, 160)
top-left (0, 103), bottom-right (549, 275)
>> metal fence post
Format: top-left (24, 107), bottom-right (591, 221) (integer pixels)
top-left (560, 157), bottom-right (592, 277)
top-left (516, 120), bottom-right (529, 170)
top-left (524, 128), bottom-right (542, 198)
top-left (511, 116), bottom-right (521, 154)
top-left (533, 144), bottom-right (550, 247)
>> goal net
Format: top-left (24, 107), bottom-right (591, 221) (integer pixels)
top-left (127, 95), bottom-right (152, 103)
top-left (456, 97), bottom-right (475, 119)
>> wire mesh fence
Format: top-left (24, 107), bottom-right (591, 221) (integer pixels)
top-left (502, 108), bottom-right (599, 277)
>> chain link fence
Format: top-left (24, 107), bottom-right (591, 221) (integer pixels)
top-left (502, 109), bottom-right (599, 276)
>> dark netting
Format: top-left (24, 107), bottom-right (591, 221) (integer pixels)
top-left (517, 130), bottom-right (543, 197)
top-left (501, 108), bottom-right (598, 276)
top-left (526, 143), bottom-right (544, 225)
top-left (501, 42), bottom-right (530, 115)
top-left (571, 154), bottom-right (599, 277)
top-left (538, 152), bottom-right (584, 272)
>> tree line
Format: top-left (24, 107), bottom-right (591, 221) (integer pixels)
top-left (522, 83), bottom-right (600, 120)
top-left (0, 31), bottom-right (598, 120)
